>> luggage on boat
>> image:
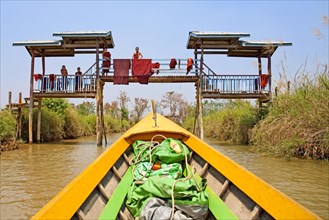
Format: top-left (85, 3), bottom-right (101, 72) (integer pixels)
top-left (127, 138), bottom-right (209, 220)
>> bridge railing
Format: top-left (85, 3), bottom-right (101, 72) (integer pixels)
top-left (33, 74), bottom-right (96, 93)
top-left (201, 74), bottom-right (269, 93)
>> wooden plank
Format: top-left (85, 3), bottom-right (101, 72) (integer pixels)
top-left (206, 186), bottom-right (239, 220)
top-left (98, 167), bottom-right (134, 220)
top-left (187, 164), bottom-right (238, 219)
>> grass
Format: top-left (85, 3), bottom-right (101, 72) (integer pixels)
top-left (251, 73), bottom-right (329, 159)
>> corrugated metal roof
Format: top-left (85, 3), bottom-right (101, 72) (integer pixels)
top-left (53, 30), bottom-right (112, 37)
top-left (187, 31), bottom-right (250, 49)
top-left (189, 31), bottom-right (250, 38)
top-left (13, 40), bottom-right (62, 47)
top-left (241, 40), bottom-right (292, 47)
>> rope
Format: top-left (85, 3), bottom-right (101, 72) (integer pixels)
top-left (170, 140), bottom-right (201, 220)
top-left (129, 134), bottom-right (168, 181)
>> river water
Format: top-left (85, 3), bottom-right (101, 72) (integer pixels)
top-left (0, 135), bottom-right (328, 219)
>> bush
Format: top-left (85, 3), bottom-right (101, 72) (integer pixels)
top-left (63, 107), bottom-right (84, 139)
top-left (203, 100), bottom-right (257, 144)
top-left (21, 108), bottom-right (64, 142)
top-left (0, 110), bottom-right (16, 142)
top-left (82, 114), bottom-right (97, 135)
top-left (104, 114), bottom-right (121, 133)
top-left (251, 74), bottom-right (329, 159)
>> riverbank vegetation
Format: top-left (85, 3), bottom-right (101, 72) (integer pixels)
top-left (251, 73), bottom-right (329, 159)
top-left (0, 110), bottom-right (18, 151)
top-left (2, 91), bottom-right (181, 145)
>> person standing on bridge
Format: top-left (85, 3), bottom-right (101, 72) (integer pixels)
top-left (61, 65), bottom-right (68, 91)
top-left (132, 46), bottom-right (143, 60)
top-left (102, 47), bottom-right (111, 76)
top-left (75, 67), bottom-right (82, 91)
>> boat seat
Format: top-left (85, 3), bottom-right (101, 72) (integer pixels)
top-left (98, 166), bottom-right (134, 220)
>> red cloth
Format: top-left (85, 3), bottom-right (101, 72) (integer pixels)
top-left (49, 74), bottom-right (55, 90)
top-left (186, 58), bottom-right (194, 75)
top-left (102, 52), bottom-right (111, 73)
top-left (260, 74), bottom-right (270, 88)
top-left (151, 62), bottom-right (160, 74)
top-left (132, 59), bottom-right (152, 84)
top-left (114, 59), bottom-right (130, 85)
top-left (169, 58), bottom-right (177, 69)
top-left (34, 74), bottom-right (42, 81)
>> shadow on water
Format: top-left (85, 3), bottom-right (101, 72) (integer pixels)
top-left (206, 138), bottom-right (329, 219)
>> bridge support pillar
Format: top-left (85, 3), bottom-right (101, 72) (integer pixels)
top-left (96, 80), bottom-right (104, 146)
top-left (37, 98), bottom-right (42, 143)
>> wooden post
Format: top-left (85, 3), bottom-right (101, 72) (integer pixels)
top-left (100, 81), bottom-right (107, 145)
top-left (267, 52), bottom-right (272, 93)
top-left (193, 82), bottom-right (199, 135)
top-left (42, 50), bottom-right (45, 91)
top-left (194, 47), bottom-right (198, 75)
top-left (198, 42), bottom-right (204, 140)
top-left (258, 53), bottom-right (262, 75)
top-left (17, 92), bottom-right (23, 140)
top-left (8, 91), bottom-right (12, 111)
top-left (275, 87), bottom-right (278, 97)
top-left (287, 81), bottom-right (291, 95)
top-left (42, 50), bottom-right (45, 75)
top-left (37, 98), bottom-right (42, 143)
top-left (29, 50), bottom-right (35, 143)
top-left (96, 39), bottom-right (102, 146)
top-left (257, 53), bottom-right (262, 91)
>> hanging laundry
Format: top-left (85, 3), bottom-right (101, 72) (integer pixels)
top-left (33, 74), bottom-right (42, 81)
top-left (114, 59), bottom-right (130, 85)
top-left (132, 59), bottom-right (152, 84)
top-left (49, 74), bottom-right (55, 90)
top-left (260, 74), bottom-right (270, 89)
top-left (186, 58), bottom-right (194, 75)
top-left (151, 62), bottom-right (160, 75)
top-left (169, 58), bottom-right (177, 69)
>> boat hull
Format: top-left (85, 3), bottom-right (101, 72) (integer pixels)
top-left (32, 113), bottom-right (320, 220)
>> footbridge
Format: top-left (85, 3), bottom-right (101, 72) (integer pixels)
top-left (13, 30), bottom-right (291, 145)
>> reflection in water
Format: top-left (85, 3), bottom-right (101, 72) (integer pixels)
top-left (0, 135), bottom-right (328, 219)
top-left (206, 138), bottom-right (329, 219)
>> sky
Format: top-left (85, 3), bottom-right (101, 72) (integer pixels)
top-left (1, 0), bottom-right (328, 108)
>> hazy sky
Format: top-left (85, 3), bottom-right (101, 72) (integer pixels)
top-left (1, 1), bottom-right (328, 108)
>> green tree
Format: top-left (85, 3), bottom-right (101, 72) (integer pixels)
top-left (43, 98), bottom-right (70, 117)
top-left (76, 101), bottom-right (96, 115)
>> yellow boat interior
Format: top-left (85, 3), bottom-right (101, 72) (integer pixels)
top-left (32, 114), bottom-right (319, 220)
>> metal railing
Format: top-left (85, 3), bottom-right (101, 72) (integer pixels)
top-left (201, 74), bottom-right (269, 93)
top-left (33, 74), bottom-right (96, 93)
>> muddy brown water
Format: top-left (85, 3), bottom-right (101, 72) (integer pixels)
top-left (0, 135), bottom-right (328, 219)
